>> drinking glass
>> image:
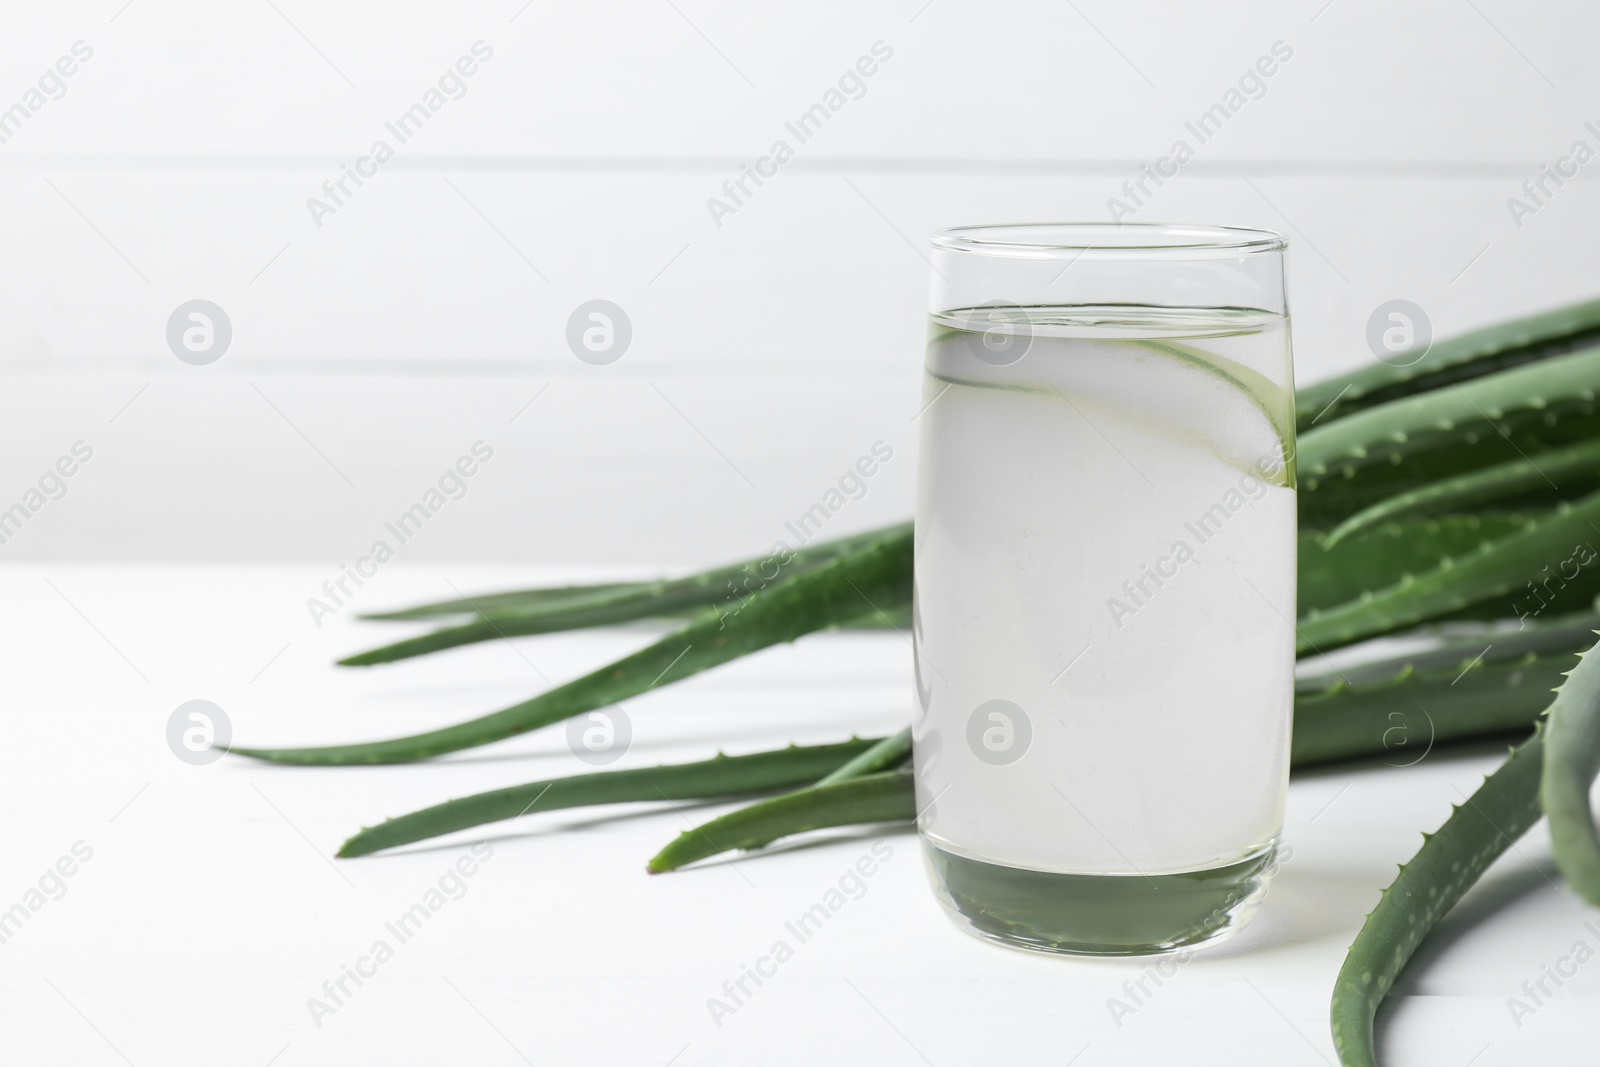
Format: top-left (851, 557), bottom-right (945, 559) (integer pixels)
top-left (913, 222), bottom-right (1296, 956)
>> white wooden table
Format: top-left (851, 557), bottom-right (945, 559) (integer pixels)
top-left (1, 564), bottom-right (1592, 1065)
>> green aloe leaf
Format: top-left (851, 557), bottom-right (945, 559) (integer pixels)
top-left (646, 771), bottom-right (916, 873)
top-left (338, 738), bottom-right (882, 858)
top-left (1297, 347), bottom-right (1600, 529)
top-left (816, 727), bottom-right (913, 785)
top-left (1299, 515), bottom-right (1535, 614)
top-left (1541, 630), bottom-right (1600, 905)
top-left (1292, 652), bottom-right (1564, 767)
top-left (343, 523), bottom-right (910, 666)
top-left (230, 529), bottom-right (913, 765)
top-left (1298, 490), bottom-right (1600, 653)
top-left (1325, 438), bottom-right (1600, 548)
top-left (1329, 719), bottom-right (1549, 1067)
top-left (1297, 295), bottom-right (1600, 429)
top-left (1296, 608), bottom-right (1600, 690)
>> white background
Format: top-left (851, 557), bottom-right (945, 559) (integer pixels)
top-left (3, 2), bottom-right (1599, 1064)
top-left (6, 571), bottom-right (1595, 1066)
top-left (0, 0), bottom-right (1597, 565)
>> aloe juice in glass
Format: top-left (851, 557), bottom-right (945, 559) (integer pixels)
top-left (913, 223), bottom-right (1296, 956)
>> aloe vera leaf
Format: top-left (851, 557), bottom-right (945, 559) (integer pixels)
top-left (1297, 491), bottom-right (1600, 653)
top-left (646, 771), bottom-right (916, 873)
top-left (1324, 438), bottom-right (1600, 548)
top-left (364, 525), bottom-right (906, 623)
top-left (1297, 427), bottom-right (1598, 535)
top-left (816, 727), bottom-right (913, 785)
top-left (363, 582), bottom-right (649, 621)
top-left (1330, 721), bottom-right (1549, 1067)
top-left (1295, 609), bottom-right (1600, 691)
top-left (1297, 295), bottom-right (1600, 429)
top-left (390, 598), bottom-right (905, 636)
top-left (342, 733), bottom-right (916, 859)
top-left (1291, 652), bottom-right (1565, 767)
top-left (1541, 631), bottom-right (1600, 905)
top-left (348, 596), bottom-right (911, 668)
top-left (833, 605), bottom-right (912, 630)
top-left (229, 530), bottom-right (914, 765)
top-left (1298, 389), bottom-right (1600, 535)
top-left (343, 598), bottom-right (680, 665)
top-left (1298, 515), bottom-right (1534, 614)
top-left (337, 737), bottom-right (881, 857)
top-left (1298, 345), bottom-right (1600, 491)
top-left (342, 523), bottom-right (912, 666)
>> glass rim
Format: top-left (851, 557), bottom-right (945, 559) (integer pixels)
top-left (930, 222), bottom-right (1288, 260)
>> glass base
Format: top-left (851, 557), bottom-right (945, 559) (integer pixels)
top-left (922, 839), bottom-right (1278, 957)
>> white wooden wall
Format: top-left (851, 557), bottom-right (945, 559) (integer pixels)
top-left (1, 0), bottom-right (1595, 563)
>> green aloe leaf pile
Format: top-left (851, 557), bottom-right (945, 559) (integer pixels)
top-left (234, 296), bottom-right (1600, 1065)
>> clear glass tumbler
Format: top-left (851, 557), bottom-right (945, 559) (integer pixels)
top-left (913, 223), bottom-right (1297, 956)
